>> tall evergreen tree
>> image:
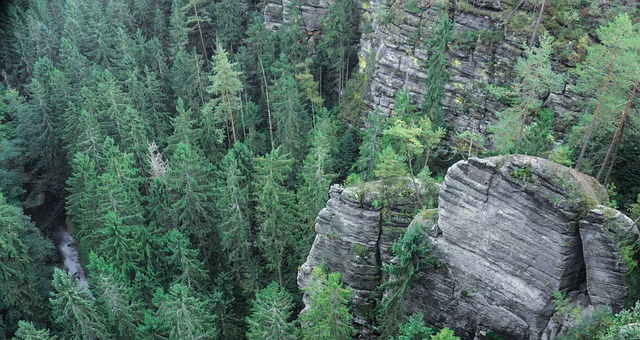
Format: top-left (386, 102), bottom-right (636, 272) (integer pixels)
top-left (50, 268), bottom-right (108, 340)
top-left (206, 45), bottom-right (244, 146)
top-left (151, 284), bottom-right (215, 340)
top-left (214, 0), bottom-right (244, 53)
top-left (488, 33), bottom-right (564, 155)
top-left (215, 147), bottom-right (259, 293)
top-left (299, 267), bottom-right (355, 339)
top-left (246, 282), bottom-right (297, 340)
top-left (254, 147), bottom-right (297, 287)
top-left (420, 14), bottom-right (453, 128)
top-left (165, 141), bottom-right (217, 260)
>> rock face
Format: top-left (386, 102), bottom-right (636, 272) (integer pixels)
top-left (297, 180), bottom-right (421, 334)
top-left (359, 1), bottom-right (585, 146)
top-left (299, 156), bottom-right (639, 339)
top-left (261, 0), bottom-right (345, 32)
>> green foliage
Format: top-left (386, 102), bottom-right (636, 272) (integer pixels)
top-left (50, 268), bottom-right (109, 339)
top-left (354, 110), bottom-right (387, 181)
top-left (488, 33), bottom-right (564, 155)
top-left (375, 145), bottom-right (408, 182)
top-left (14, 320), bottom-right (55, 339)
top-left (421, 14), bottom-right (454, 128)
top-left (254, 147), bottom-right (298, 287)
top-left (150, 284), bottom-right (215, 340)
top-left (398, 313), bottom-right (434, 340)
top-left (431, 327), bottom-right (461, 340)
top-left (300, 267), bottom-right (355, 339)
top-left (0, 194), bottom-right (54, 335)
top-left (246, 282), bottom-right (297, 340)
top-left (377, 221), bottom-right (435, 338)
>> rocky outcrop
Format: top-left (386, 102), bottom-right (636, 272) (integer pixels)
top-left (297, 180), bottom-right (422, 334)
top-left (261, 0), bottom-right (345, 31)
top-left (360, 1), bottom-right (586, 147)
top-left (299, 156), bottom-right (639, 339)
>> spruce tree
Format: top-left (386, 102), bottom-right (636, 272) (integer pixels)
top-left (246, 282), bottom-right (297, 340)
top-left (421, 14), bottom-right (453, 128)
top-left (299, 267), bottom-right (355, 339)
top-left (254, 147), bottom-right (297, 287)
top-left (214, 0), bottom-right (244, 52)
top-left (165, 141), bottom-right (217, 259)
top-left (159, 229), bottom-right (208, 291)
top-left (50, 268), bottom-right (108, 340)
top-left (215, 147), bottom-right (259, 293)
top-left (354, 110), bottom-right (387, 181)
top-left (151, 284), bottom-right (215, 340)
top-left (14, 320), bottom-right (54, 340)
top-left (297, 114), bottom-right (336, 256)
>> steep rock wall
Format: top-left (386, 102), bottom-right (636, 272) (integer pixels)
top-left (360, 0), bottom-right (584, 146)
top-left (299, 156), bottom-right (639, 339)
top-left (297, 180), bottom-right (421, 334)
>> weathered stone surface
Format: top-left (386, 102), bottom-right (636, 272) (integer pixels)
top-left (360, 0), bottom-right (586, 149)
top-left (297, 180), bottom-right (422, 333)
top-left (300, 156), bottom-right (638, 339)
top-left (579, 207), bottom-right (638, 311)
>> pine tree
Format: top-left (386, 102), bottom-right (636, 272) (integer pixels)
top-left (299, 267), bottom-right (355, 339)
top-left (50, 268), bottom-right (108, 340)
top-left (246, 282), bottom-right (297, 340)
top-left (254, 147), bottom-right (297, 287)
top-left (168, 0), bottom-right (190, 59)
top-left (182, 0), bottom-right (211, 61)
top-left (573, 13), bottom-right (640, 170)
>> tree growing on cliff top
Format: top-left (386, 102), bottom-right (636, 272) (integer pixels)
top-left (488, 33), bottom-right (564, 155)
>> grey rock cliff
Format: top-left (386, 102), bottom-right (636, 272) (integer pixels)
top-left (359, 0), bottom-right (585, 147)
top-left (299, 156), bottom-right (639, 339)
top-left (297, 180), bottom-right (421, 334)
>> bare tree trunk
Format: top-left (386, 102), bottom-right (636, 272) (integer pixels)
top-left (224, 80), bottom-right (237, 144)
top-left (576, 47), bottom-right (618, 169)
top-left (597, 78), bottom-right (638, 180)
top-left (192, 2), bottom-right (208, 63)
top-left (603, 131), bottom-right (622, 188)
top-left (259, 54), bottom-right (275, 151)
top-left (529, 0), bottom-right (546, 47)
top-left (514, 95), bottom-right (533, 156)
top-left (404, 141), bottom-right (423, 207)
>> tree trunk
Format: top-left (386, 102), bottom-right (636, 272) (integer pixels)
top-left (514, 94), bottom-right (533, 156)
top-left (404, 140), bottom-right (423, 207)
top-left (193, 2), bottom-right (208, 63)
top-left (529, 0), bottom-right (546, 47)
top-left (259, 54), bottom-right (275, 151)
top-left (575, 47), bottom-right (618, 169)
top-left (597, 77), bottom-right (638, 181)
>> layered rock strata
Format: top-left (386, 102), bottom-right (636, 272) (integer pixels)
top-left (299, 156), bottom-right (639, 339)
top-left (297, 180), bottom-right (421, 333)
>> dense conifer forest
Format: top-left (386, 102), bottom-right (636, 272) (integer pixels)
top-left (1, 0), bottom-right (640, 339)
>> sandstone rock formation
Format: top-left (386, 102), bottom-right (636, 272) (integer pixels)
top-left (299, 156), bottom-right (639, 339)
top-left (359, 1), bottom-right (585, 146)
top-left (297, 180), bottom-right (422, 334)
